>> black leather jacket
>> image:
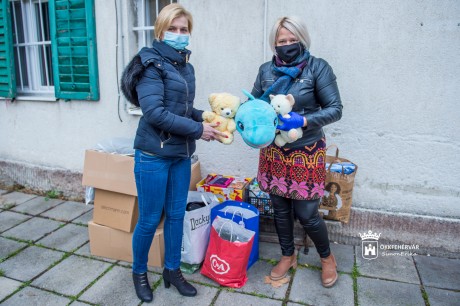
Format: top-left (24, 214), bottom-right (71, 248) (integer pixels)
top-left (251, 55), bottom-right (343, 147)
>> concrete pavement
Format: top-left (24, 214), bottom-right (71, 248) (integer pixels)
top-left (0, 190), bottom-right (459, 306)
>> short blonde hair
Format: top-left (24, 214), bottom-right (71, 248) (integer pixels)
top-left (269, 16), bottom-right (311, 53)
top-left (154, 3), bottom-right (193, 40)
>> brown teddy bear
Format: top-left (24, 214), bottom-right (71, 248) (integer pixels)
top-left (202, 93), bottom-right (241, 144)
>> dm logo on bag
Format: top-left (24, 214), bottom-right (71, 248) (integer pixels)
top-left (210, 254), bottom-right (230, 274)
top-left (359, 230), bottom-right (381, 260)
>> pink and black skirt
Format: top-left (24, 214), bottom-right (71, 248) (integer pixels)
top-left (257, 138), bottom-right (327, 201)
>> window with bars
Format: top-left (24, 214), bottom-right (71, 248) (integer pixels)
top-left (133, 0), bottom-right (176, 50)
top-left (0, 0), bottom-right (99, 101)
top-left (11, 0), bottom-right (53, 96)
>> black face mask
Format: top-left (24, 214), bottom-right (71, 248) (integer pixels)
top-left (275, 42), bottom-right (303, 63)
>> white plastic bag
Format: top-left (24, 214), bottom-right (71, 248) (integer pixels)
top-left (85, 186), bottom-right (95, 205)
top-left (180, 192), bottom-right (223, 273)
top-left (95, 137), bottom-right (135, 155)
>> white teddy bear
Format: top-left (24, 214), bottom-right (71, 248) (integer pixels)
top-left (269, 94), bottom-right (303, 147)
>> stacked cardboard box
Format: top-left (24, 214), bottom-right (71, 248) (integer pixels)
top-left (82, 150), bottom-right (202, 267)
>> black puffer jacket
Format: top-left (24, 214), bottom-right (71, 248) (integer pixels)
top-left (251, 55), bottom-right (343, 147)
top-left (133, 40), bottom-right (204, 158)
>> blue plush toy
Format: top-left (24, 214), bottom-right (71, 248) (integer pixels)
top-left (235, 90), bottom-right (278, 149)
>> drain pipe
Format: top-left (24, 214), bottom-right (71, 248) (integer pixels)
top-left (263, 0), bottom-right (268, 61)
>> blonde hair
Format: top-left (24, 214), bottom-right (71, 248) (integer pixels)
top-left (268, 16), bottom-right (311, 53)
top-left (154, 3), bottom-right (193, 40)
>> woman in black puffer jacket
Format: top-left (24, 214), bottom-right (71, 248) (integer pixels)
top-left (251, 16), bottom-right (343, 288)
top-left (123, 4), bottom-right (226, 303)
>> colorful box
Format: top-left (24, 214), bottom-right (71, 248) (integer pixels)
top-left (196, 174), bottom-right (251, 201)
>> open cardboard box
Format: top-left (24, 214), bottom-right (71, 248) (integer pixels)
top-left (196, 174), bottom-right (251, 201)
top-left (82, 150), bottom-right (202, 195)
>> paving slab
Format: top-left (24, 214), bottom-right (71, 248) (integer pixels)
top-left (0, 189), bottom-right (8, 196)
top-left (71, 209), bottom-right (93, 225)
top-left (355, 247), bottom-right (420, 284)
top-left (259, 241), bottom-right (283, 260)
top-left (0, 246), bottom-right (63, 282)
top-left (425, 287), bottom-right (460, 306)
top-left (290, 267), bottom-right (354, 306)
top-left (147, 264), bottom-right (163, 274)
top-left (0, 277), bottom-right (22, 302)
top-left (0, 211), bottom-right (30, 233)
top-left (70, 302), bottom-right (89, 306)
top-left (0, 192), bottom-right (36, 208)
top-left (357, 277), bottom-right (425, 306)
top-left (74, 243), bottom-right (117, 263)
top-left (32, 255), bottom-right (112, 296)
top-left (40, 201), bottom-right (92, 222)
top-left (11, 197), bottom-right (64, 215)
top-left (1, 217), bottom-right (62, 242)
top-left (183, 268), bottom-right (220, 287)
top-left (414, 255), bottom-right (460, 290)
top-left (234, 260), bottom-right (289, 299)
top-left (299, 243), bottom-right (355, 273)
top-left (117, 260), bottom-right (164, 274)
top-left (0, 237), bottom-right (27, 260)
top-left (215, 290), bottom-right (283, 306)
top-left (153, 282), bottom-right (217, 306)
top-left (37, 224), bottom-right (89, 252)
top-left (1, 286), bottom-right (72, 306)
top-left (79, 266), bottom-right (160, 306)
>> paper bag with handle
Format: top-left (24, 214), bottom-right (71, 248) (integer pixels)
top-left (319, 145), bottom-right (358, 223)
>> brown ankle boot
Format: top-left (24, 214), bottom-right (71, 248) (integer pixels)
top-left (320, 253), bottom-right (338, 287)
top-left (270, 253), bottom-right (297, 281)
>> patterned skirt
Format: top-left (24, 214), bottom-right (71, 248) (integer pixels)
top-left (257, 138), bottom-right (327, 200)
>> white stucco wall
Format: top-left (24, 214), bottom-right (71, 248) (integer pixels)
top-left (0, 0), bottom-right (459, 218)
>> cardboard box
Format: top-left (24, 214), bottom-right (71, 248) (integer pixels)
top-left (93, 189), bottom-right (165, 232)
top-left (196, 174), bottom-right (251, 201)
top-left (82, 150), bottom-right (202, 195)
top-left (88, 221), bottom-right (164, 267)
top-left (82, 150), bottom-right (136, 196)
top-left (189, 161), bottom-right (202, 191)
top-left (93, 189), bottom-right (139, 232)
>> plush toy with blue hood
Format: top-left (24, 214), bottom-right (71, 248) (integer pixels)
top-left (235, 90), bottom-right (278, 149)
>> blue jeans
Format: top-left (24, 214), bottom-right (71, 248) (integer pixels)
top-left (132, 150), bottom-right (191, 274)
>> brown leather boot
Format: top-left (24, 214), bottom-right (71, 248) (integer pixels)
top-left (270, 253), bottom-right (297, 281)
top-left (320, 253), bottom-right (338, 287)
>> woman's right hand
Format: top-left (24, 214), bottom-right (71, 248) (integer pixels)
top-left (201, 122), bottom-right (228, 142)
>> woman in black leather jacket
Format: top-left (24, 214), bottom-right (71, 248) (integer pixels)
top-left (251, 16), bottom-right (343, 287)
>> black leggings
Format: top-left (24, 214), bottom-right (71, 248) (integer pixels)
top-left (270, 194), bottom-right (331, 258)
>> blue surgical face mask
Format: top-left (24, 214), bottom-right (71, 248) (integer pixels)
top-left (163, 31), bottom-right (190, 50)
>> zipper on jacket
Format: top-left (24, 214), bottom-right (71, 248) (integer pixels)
top-left (177, 71), bottom-right (190, 157)
top-left (159, 131), bottom-right (170, 149)
top-left (295, 78), bottom-right (312, 83)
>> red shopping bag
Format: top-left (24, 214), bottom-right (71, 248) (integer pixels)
top-left (201, 216), bottom-right (255, 288)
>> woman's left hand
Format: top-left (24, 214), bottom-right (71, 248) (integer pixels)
top-left (277, 112), bottom-right (306, 131)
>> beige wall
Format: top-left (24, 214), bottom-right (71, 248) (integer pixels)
top-left (0, 0), bottom-right (459, 217)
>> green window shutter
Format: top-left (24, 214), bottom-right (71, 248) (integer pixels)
top-left (49, 0), bottom-right (99, 101)
top-left (0, 1), bottom-right (16, 99)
